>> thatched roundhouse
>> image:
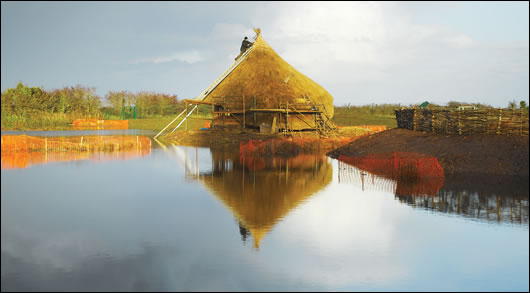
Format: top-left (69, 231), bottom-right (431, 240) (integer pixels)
top-left (203, 29), bottom-right (334, 132)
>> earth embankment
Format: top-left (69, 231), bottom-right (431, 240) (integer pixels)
top-left (328, 128), bottom-right (529, 176)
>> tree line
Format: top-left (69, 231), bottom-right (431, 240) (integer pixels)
top-left (104, 90), bottom-right (181, 118)
top-left (1, 82), bottom-right (183, 119)
top-left (1, 82), bottom-right (102, 117)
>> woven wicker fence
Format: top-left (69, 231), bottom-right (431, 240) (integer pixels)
top-left (395, 108), bottom-right (529, 136)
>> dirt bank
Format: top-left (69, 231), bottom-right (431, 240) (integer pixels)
top-left (328, 128), bottom-right (529, 176)
top-left (163, 127), bottom-right (371, 154)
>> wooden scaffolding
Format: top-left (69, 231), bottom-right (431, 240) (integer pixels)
top-left (181, 95), bottom-right (334, 134)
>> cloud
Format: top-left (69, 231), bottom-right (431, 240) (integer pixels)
top-left (210, 23), bottom-right (255, 41)
top-left (130, 50), bottom-right (205, 65)
top-left (247, 2), bottom-right (527, 106)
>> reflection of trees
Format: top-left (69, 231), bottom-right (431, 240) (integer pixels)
top-left (195, 150), bottom-right (332, 249)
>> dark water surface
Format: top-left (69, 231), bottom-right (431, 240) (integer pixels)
top-left (1, 135), bottom-right (528, 291)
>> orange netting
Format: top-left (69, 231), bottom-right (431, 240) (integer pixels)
top-left (338, 152), bottom-right (445, 196)
top-left (1, 135), bottom-right (151, 153)
top-left (338, 152), bottom-right (445, 179)
top-left (351, 125), bottom-right (387, 133)
top-left (1, 135), bottom-right (151, 169)
top-left (1, 148), bottom-right (151, 170)
top-left (72, 119), bottom-right (128, 129)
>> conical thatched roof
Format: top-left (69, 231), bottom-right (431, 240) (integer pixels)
top-left (199, 153), bottom-right (332, 249)
top-left (204, 29), bottom-right (334, 128)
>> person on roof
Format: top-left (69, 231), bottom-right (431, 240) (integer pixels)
top-left (240, 36), bottom-right (253, 54)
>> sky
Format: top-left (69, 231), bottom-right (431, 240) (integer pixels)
top-left (1, 1), bottom-right (529, 107)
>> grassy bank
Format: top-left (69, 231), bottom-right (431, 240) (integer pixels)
top-left (331, 105), bottom-right (398, 128)
top-left (128, 115), bottom-right (213, 131)
top-left (2, 105), bottom-right (398, 132)
top-left (1, 113), bottom-right (83, 131)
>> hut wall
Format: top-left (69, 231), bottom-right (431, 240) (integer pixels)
top-left (211, 96), bottom-right (321, 131)
top-left (395, 108), bottom-right (529, 136)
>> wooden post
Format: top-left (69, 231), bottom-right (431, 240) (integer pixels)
top-left (185, 102), bottom-right (188, 131)
top-left (458, 110), bottom-right (462, 135)
top-left (286, 102), bottom-right (289, 132)
top-left (431, 111), bottom-right (435, 134)
top-left (412, 109), bottom-right (416, 131)
top-left (496, 109), bottom-right (502, 135)
top-left (445, 110), bottom-right (449, 135)
top-left (519, 111), bottom-right (523, 135)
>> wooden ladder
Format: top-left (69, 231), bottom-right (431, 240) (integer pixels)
top-left (154, 41), bottom-right (257, 138)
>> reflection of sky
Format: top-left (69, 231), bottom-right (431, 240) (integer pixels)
top-left (1, 148), bottom-right (528, 291)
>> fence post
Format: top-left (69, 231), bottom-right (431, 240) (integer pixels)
top-left (496, 109), bottom-right (502, 135)
top-left (519, 110), bottom-right (523, 136)
top-left (411, 109), bottom-right (415, 131)
top-left (431, 111), bottom-right (435, 134)
top-left (456, 110), bottom-right (463, 135)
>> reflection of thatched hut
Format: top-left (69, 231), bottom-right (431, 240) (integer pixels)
top-left (200, 29), bottom-right (334, 132)
top-left (199, 151), bottom-right (332, 248)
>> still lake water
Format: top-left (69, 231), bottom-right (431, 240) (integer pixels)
top-left (1, 131), bottom-right (529, 291)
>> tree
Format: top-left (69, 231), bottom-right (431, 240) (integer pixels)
top-left (520, 100), bottom-right (528, 110)
top-left (105, 90), bottom-right (127, 116)
top-left (508, 100), bottom-right (517, 109)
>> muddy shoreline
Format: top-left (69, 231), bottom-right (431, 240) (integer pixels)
top-left (162, 127), bottom-right (371, 153)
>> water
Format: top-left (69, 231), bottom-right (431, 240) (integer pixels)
top-left (1, 134), bottom-right (528, 291)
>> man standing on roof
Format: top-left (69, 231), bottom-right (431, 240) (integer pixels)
top-left (240, 36), bottom-right (253, 54)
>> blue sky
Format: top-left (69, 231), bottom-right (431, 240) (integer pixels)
top-left (1, 1), bottom-right (528, 107)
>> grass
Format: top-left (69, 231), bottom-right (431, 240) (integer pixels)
top-left (2, 105), bottom-right (399, 131)
top-left (1, 113), bottom-right (81, 131)
top-left (128, 115), bottom-right (213, 132)
top-left (331, 106), bottom-right (398, 128)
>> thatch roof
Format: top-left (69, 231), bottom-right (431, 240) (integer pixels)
top-left (204, 29), bottom-right (334, 128)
